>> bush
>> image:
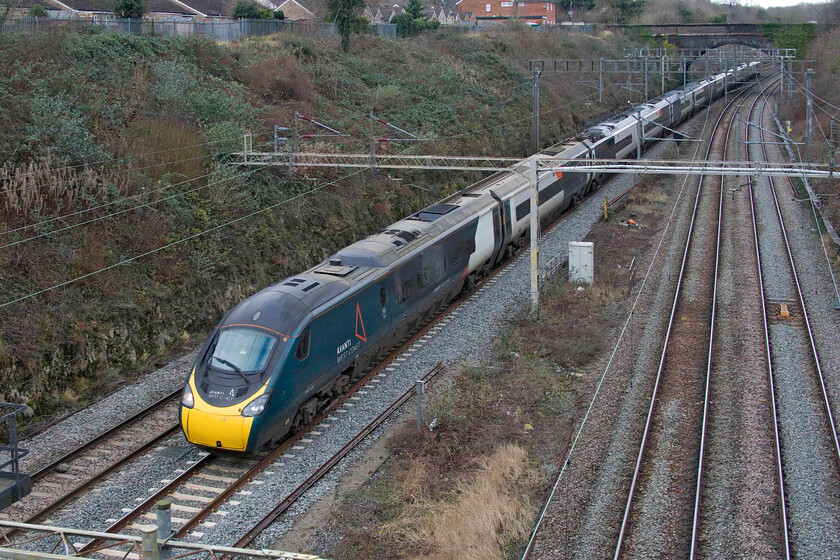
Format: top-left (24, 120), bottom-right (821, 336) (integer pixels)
top-left (28, 4), bottom-right (48, 17)
top-left (232, 1), bottom-right (279, 19)
top-left (25, 93), bottom-right (110, 165)
top-left (113, 0), bottom-right (144, 18)
top-left (394, 13), bottom-right (441, 37)
top-left (708, 12), bottom-right (727, 23)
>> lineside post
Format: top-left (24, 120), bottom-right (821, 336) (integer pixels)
top-left (415, 380), bottom-right (425, 432)
top-left (156, 500), bottom-right (172, 560)
top-left (529, 157), bottom-right (539, 317)
top-left (599, 57), bottom-right (604, 103)
top-left (806, 69), bottom-right (814, 153)
top-left (635, 116), bottom-right (643, 160)
top-left (141, 527), bottom-right (158, 560)
top-left (644, 56), bottom-right (649, 101)
top-left (532, 68), bottom-right (541, 154)
top-left (830, 118), bottom-right (836, 179)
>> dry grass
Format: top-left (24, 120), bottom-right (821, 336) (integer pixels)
top-left (382, 444), bottom-right (536, 560)
top-left (0, 156), bottom-right (122, 218)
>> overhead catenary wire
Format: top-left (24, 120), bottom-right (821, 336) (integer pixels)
top-left (0, 158), bottom-right (377, 310)
top-left (4, 129), bottom-right (274, 181)
top-left (775, 86), bottom-right (840, 304)
top-left (0, 166), bottom-right (264, 250)
top-left (2, 151), bottom-right (220, 197)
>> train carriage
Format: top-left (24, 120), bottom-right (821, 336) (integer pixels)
top-left (179, 61), bottom-right (761, 454)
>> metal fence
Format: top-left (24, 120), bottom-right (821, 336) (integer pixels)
top-left (1, 16), bottom-right (399, 41)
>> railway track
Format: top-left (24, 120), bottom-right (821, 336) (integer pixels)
top-left (4, 96), bottom-right (617, 552)
top-left (0, 389), bottom-right (182, 535)
top-left (688, 79), bottom-right (789, 558)
top-left (44, 201), bottom-right (548, 553)
top-left (749, 83), bottom-right (840, 557)
top-left (613, 82), bottom-right (758, 558)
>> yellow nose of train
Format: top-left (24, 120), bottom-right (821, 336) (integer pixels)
top-left (180, 378), bottom-right (260, 452)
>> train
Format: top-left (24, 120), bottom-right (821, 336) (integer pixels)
top-left (179, 61), bottom-right (761, 454)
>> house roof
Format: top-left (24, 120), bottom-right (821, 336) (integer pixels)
top-left (276, 0), bottom-right (316, 18)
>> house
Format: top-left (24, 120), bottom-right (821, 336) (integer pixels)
top-left (0, 0), bottom-right (233, 20)
top-left (255, 0), bottom-right (319, 19)
top-left (363, 2), bottom-right (401, 23)
top-left (454, 0), bottom-right (554, 24)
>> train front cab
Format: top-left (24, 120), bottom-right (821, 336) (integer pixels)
top-left (180, 371), bottom-right (270, 452)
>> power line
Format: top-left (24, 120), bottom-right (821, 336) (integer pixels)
top-left (0, 164), bottom-right (372, 309)
top-left (0, 167), bottom-right (261, 250)
top-left (1, 167), bottom-right (231, 237)
top-left (5, 130), bottom-right (273, 181)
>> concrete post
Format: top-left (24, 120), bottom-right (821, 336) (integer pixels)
top-left (660, 55), bottom-right (665, 96)
top-left (415, 380), bottom-right (424, 431)
top-left (156, 500), bottom-right (172, 560)
top-left (636, 116), bottom-right (643, 160)
top-left (529, 157), bottom-right (539, 317)
top-left (599, 57), bottom-right (604, 103)
top-left (644, 56), bottom-right (649, 101)
top-left (830, 118), bottom-right (836, 179)
top-left (787, 60), bottom-right (792, 100)
top-left (141, 527), bottom-right (158, 560)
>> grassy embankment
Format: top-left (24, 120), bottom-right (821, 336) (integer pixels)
top-left (0, 25), bottom-right (639, 428)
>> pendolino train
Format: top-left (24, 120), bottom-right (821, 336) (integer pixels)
top-left (179, 62), bottom-right (761, 453)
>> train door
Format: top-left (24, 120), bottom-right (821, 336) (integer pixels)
top-left (489, 192), bottom-right (511, 267)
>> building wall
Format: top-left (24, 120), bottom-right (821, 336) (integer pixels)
top-left (456, 0), bottom-right (554, 23)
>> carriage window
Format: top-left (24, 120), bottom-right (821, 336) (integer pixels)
top-left (296, 328), bottom-right (311, 361)
top-left (380, 287), bottom-right (387, 307)
top-left (398, 279), bottom-right (414, 303)
top-left (418, 268), bottom-right (430, 287)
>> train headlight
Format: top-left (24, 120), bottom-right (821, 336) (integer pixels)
top-left (242, 394), bottom-right (270, 417)
top-left (181, 384), bottom-right (194, 409)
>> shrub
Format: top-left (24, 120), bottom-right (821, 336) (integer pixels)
top-left (28, 4), bottom-right (48, 17)
top-left (25, 92), bottom-right (110, 166)
top-left (113, 0), bottom-right (144, 18)
top-left (708, 12), bottom-right (727, 23)
top-left (394, 13), bottom-right (441, 37)
top-left (232, 1), bottom-right (277, 19)
top-left (248, 56), bottom-right (314, 102)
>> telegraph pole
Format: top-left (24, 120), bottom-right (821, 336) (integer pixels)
top-left (529, 157), bottom-right (539, 317)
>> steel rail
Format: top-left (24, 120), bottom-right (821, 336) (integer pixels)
top-left (758, 92), bottom-right (840, 472)
top-left (1, 392), bottom-right (183, 542)
top-left (30, 389), bottom-right (181, 482)
top-left (231, 362), bottom-right (446, 550)
top-left (614, 82), bottom-right (755, 560)
top-left (73, 240), bottom-right (504, 552)
top-left (689, 76), bottom-right (781, 559)
top-left (747, 82), bottom-right (792, 559)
